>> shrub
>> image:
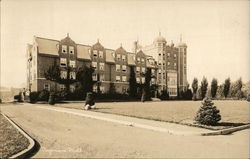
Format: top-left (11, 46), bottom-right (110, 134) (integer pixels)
top-left (247, 94), bottom-right (250, 102)
top-left (194, 98), bottom-right (221, 126)
top-left (48, 92), bottom-right (55, 105)
top-left (29, 92), bottom-right (39, 103)
top-left (38, 90), bottom-right (50, 101)
top-left (55, 90), bottom-right (67, 102)
top-left (159, 89), bottom-right (169, 100)
top-left (14, 95), bottom-right (20, 101)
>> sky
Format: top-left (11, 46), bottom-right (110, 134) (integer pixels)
top-left (1, 0), bottom-right (249, 88)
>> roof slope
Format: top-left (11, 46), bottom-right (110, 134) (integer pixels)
top-left (77, 44), bottom-right (91, 60)
top-left (36, 37), bottom-right (59, 56)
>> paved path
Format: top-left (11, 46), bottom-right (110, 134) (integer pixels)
top-left (1, 103), bottom-right (249, 158)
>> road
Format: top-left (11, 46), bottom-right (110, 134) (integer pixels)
top-left (1, 103), bottom-right (249, 158)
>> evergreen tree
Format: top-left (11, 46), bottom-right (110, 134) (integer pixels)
top-left (223, 78), bottom-right (231, 98)
top-left (129, 66), bottom-right (137, 98)
top-left (195, 98), bottom-right (221, 126)
top-left (211, 78), bottom-right (218, 98)
top-left (44, 62), bottom-right (77, 92)
top-left (230, 78), bottom-right (243, 99)
top-left (76, 65), bottom-right (95, 94)
top-left (144, 68), bottom-right (152, 101)
top-left (200, 77), bottom-right (208, 99)
top-left (192, 78), bottom-right (198, 100)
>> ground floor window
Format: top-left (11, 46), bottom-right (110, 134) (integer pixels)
top-left (70, 85), bottom-right (75, 92)
top-left (60, 84), bottom-right (66, 91)
top-left (44, 83), bottom-right (50, 91)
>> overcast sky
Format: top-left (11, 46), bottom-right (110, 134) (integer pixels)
top-left (1, 0), bottom-right (249, 88)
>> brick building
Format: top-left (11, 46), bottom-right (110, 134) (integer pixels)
top-left (26, 33), bottom-right (187, 97)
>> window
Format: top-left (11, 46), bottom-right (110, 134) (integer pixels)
top-left (100, 74), bottom-right (105, 81)
top-left (152, 69), bottom-right (155, 74)
top-left (141, 58), bottom-right (145, 63)
top-left (99, 51), bottom-right (103, 58)
top-left (69, 72), bottom-right (76, 80)
top-left (122, 76), bottom-right (127, 82)
top-left (136, 67), bottom-right (140, 73)
top-left (117, 54), bottom-right (121, 61)
top-left (122, 65), bottom-right (126, 72)
top-left (151, 78), bottom-right (155, 84)
top-left (69, 60), bottom-right (76, 68)
top-left (141, 67), bottom-right (145, 73)
top-left (70, 85), bottom-right (75, 92)
top-left (44, 83), bottom-right (50, 91)
top-left (93, 85), bottom-right (97, 92)
top-left (163, 62), bottom-right (165, 66)
top-left (92, 62), bottom-right (97, 69)
top-left (88, 49), bottom-right (91, 54)
top-left (122, 55), bottom-right (126, 61)
top-left (168, 62), bottom-right (170, 66)
top-left (167, 53), bottom-right (170, 57)
top-left (116, 76), bottom-right (121, 82)
top-left (62, 45), bottom-right (67, 53)
top-left (141, 77), bottom-right (145, 83)
top-left (158, 69), bottom-right (162, 74)
top-left (60, 58), bottom-right (67, 67)
top-left (69, 46), bottom-right (74, 54)
top-left (99, 63), bottom-right (105, 70)
top-left (93, 50), bottom-right (98, 57)
top-left (136, 77), bottom-right (140, 83)
top-left (116, 64), bottom-right (121, 72)
top-left (100, 86), bottom-right (105, 93)
top-left (60, 71), bottom-right (67, 79)
top-left (174, 62), bottom-right (176, 66)
top-left (137, 57), bottom-right (140, 63)
top-left (122, 86), bottom-right (127, 93)
top-left (158, 53), bottom-right (161, 56)
top-left (60, 84), bottom-right (66, 91)
top-left (174, 54), bottom-right (177, 58)
top-left (92, 73), bottom-right (97, 81)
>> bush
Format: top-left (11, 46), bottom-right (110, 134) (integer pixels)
top-left (247, 94), bottom-right (250, 102)
top-left (29, 92), bottom-right (39, 103)
top-left (48, 92), bottom-right (55, 105)
top-left (14, 95), bottom-right (20, 101)
top-left (38, 90), bottom-right (50, 101)
top-left (194, 98), bottom-right (221, 126)
top-left (159, 90), bottom-right (169, 100)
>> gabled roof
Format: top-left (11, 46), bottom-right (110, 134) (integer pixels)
top-left (92, 41), bottom-right (104, 50)
top-left (105, 49), bottom-right (115, 64)
top-left (77, 44), bottom-right (91, 61)
top-left (115, 46), bottom-right (126, 54)
top-left (127, 53), bottom-right (136, 66)
top-left (36, 37), bottom-right (59, 56)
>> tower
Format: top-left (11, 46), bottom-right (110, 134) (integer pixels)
top-left (177, 34), bottom-right (187, 92)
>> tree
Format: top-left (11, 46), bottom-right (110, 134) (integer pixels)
top-left (230, 78), bottom-right (243, 99)
top-left (200, 77), bottom-right (208, 99)
top-left (211, 78), bottom-right (218, 98)
top-left (194, 98), bottom-right (221, 126)
top-left (76, 65), bottom-right (95, 95)
top-left (129, 66), bottom-right (137, 98)
top-left (223, 78), bottom-right (231, 98)
top-left (140, 68), bottom-right (152, 101)
top-left (44, 63), bottom-right (77, 92)
top-left (192, 78), bottom-right (198, 100)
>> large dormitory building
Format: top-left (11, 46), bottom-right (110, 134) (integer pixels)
top-left (26, 33), bottom-right (187, 97)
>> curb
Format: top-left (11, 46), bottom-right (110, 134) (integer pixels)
top-left (2, 113), bottom-right (35, 159)
top-left (200, 124), bottom-right (250, 136)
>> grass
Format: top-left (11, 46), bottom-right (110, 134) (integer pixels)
top-left (54, 100), bottom-right (250, 130)
top-left (0, 113), bottom-right (29, 159)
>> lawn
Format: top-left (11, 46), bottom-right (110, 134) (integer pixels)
top-left (0, 113), bottom-right (29, 159)
top-left (54, 100), bottom-right (250, 130)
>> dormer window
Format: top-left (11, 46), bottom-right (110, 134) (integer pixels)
top-left (122, 55), bottom-right (126, 61)
top-left (99, 51), bottom-right (103, 58)
top-left (93, 50), bottom-right (98, 57)
top-left (141, 58), bottom-right (145, 63)
top-left (69, 46), bottom-right (74, 54)
top-left (62, 45), bottom-right (67, 53)
top-left (117, 54), bottom-right (121, 61)
top-left (137, 57), bottom-right (140, 63)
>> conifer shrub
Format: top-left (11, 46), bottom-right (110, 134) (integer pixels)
top-left (195, 98), bottom-right (221, 126)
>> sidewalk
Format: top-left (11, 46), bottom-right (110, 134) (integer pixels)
top-left (36, 104), bottom-right (214, 136)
